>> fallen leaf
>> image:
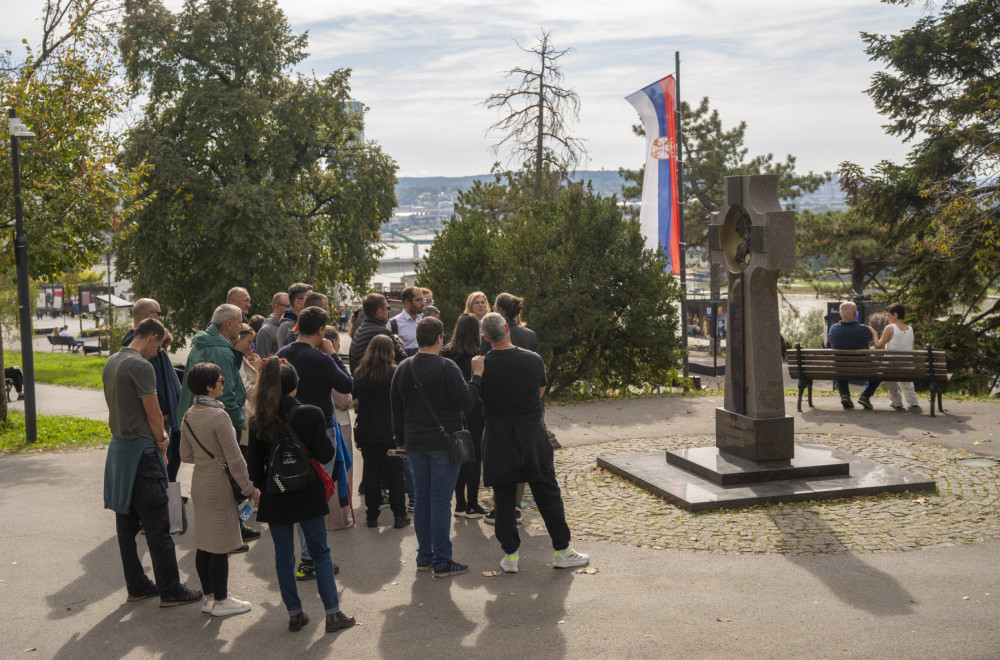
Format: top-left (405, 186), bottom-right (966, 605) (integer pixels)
top-left (689, 537), bottom-right (699, 541)
top-left (962, 596), bottom-right (970, 600)
top-left (910, 599), bottom-right (918, 603)
top-left (575, 567), bottom-right (599, 575)
top-left (715, 617), bottom-right (731, 622)
top-left (913, 497), bottom-right (927, 504)
top-left (557, 620), bottom-right (565, 624)
top-left (973, 441), bottom-right (982, 445)
top-left (24, 649), bottom-right (35, 653)
top-left (391, 581), bottom-right (399, 586)
top-left (482, 571), bottom-right (502, 577)
top-left (11, 562), bottom-right (16, 565)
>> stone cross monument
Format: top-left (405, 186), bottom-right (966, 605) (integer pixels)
top-left (707, 175), bottom-right (795, 461)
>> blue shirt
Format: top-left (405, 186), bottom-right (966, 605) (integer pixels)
top-left (829, 321), bottom-right (874, 350)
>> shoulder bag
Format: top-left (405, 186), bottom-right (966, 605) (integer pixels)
top-left (407, 359), bottom-right (475, 464)
top-left (184, 417), bottom-right (245, 503)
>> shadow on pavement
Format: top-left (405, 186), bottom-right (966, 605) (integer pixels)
top-left (768, 508), bottom-right (915, 616)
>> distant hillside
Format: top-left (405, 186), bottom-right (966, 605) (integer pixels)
top-left (395, 171), bottom-right (847, 210)
top-left (395, 170), bottom-right (627, 205)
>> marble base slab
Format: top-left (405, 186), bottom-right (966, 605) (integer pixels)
top-left (666, 445), bottom-right (849, 486)
top-left (597, 443), bottom-right (936, 512)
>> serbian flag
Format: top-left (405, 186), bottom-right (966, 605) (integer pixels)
top-left (626, 75), bottom-right (682, 274)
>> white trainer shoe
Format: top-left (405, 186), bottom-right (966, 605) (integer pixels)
top-left (201, 596), bottom-right (214, 613)
top-left (211, 597), bottom-right (252, 617)
top-left (553, 548), bottom-right (590, 569)
top-left (500, 553), bottom-right (519, 573)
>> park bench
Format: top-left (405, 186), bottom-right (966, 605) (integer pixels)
top-left (788, 344), bottom-right (949, 417)
top-left (82, 337), bottom-right (109, 356)
top-left (46, 335), bottom-right (84, 353)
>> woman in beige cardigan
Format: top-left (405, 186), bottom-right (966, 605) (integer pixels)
top-left (181, 362), bottom-right (260, 617)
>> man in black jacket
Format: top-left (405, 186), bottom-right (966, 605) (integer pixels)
top-left (349, 293), bottom-right (407, 373)
top-left (390, 317), bottom-right (483, 577)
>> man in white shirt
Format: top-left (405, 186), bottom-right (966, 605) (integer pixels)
top-left (387, 285), bottom-right (425, 356)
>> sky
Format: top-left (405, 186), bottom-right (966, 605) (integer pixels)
top-left (3, 0), bottom-right (930, 178)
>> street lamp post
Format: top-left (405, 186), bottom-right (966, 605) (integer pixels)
top-left (8, 108), bottom-right (37, 444)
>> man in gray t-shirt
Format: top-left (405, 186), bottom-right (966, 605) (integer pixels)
top-left (103, 345), bottom-right (159, 442)
top-left (102, 318), bottom-right (201, 606)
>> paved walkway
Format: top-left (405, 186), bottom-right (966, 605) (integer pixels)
top-left (2, 383), bottom-right (999, 657)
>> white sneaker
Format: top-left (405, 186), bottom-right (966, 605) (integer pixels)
top-left (201, 596), bottom-right (214, 613)
top-left (500, 553), bottom-right (519, 573)
top-left (211, 597), bottom-right (252, 617)
top-left (553, 548), bottom-right (590, 569)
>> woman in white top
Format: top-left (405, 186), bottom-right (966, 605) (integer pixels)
top-left (874, 302), bottom-right (920, 410)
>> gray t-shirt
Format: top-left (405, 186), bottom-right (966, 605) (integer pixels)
top-left (102, 347), bottom-right (157, 440)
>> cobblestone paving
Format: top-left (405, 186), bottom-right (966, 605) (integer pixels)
top-left (523, 434), bottom-right (999, 555)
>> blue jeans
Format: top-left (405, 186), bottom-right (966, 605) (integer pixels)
top-left (407, 450), bottom-right (460, 571)
top-left (269, 516), bottom-right (340, 615)
top-left (836, 380), bottom-right (880, 400)
top-left (297, 426), bottom-right (337, 562)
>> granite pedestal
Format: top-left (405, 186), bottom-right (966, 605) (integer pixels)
top-left (598, 442), bottom-right (936, 512)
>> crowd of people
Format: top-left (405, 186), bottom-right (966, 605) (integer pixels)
top-left (101, 283), bottom-right (589, 633)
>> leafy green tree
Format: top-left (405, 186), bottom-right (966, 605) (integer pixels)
top-left (484, 30), bottom-right (587, 199)
top-left (838, 0), bottom-right (1000, 393)
top-left (420, 173), bottom-right (684, 396)
top-left (795, 209), bottom-right (910, 295)
top-left (117, 0), bottom-right (397, 338)
top-left (620, 98), bottom-right (827, 294)
top-left (1, 0), bottom-right (138, 421)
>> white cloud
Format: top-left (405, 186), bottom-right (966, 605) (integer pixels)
top-left (2, 0), bottom-right (930, 177)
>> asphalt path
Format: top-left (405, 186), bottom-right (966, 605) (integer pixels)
top-left (2, 382), bottom-right (999, 658)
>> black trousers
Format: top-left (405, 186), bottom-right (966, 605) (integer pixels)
top-left (115, 450), bottom-right (181, 596)
top-left (195, 550), bottom-right (229, 601)
top-left (455, 415), bottom-right (484, 509)
top-left (360, 444), bottom-right (406, 520)
top-left (493, 471), bottom-right (571, 556)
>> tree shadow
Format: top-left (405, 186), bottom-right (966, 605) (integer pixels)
top-left (766, 507), bottom-right (914, 616)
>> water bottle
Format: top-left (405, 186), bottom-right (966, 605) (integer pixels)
top-left (238, 498), bottom-right (255, 522)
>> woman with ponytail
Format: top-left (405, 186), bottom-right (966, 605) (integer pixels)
top-left (246, 358), bottom-right (355, 634)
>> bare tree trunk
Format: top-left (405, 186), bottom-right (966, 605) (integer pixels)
top-left (533, 39), bottom-right (547, 200)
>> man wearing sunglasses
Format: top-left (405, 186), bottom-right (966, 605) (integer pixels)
top-left (122, 298), bottom-right (184, 483)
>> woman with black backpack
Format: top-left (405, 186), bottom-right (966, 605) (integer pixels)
top-left (246, 358), bottom-right (355, 633)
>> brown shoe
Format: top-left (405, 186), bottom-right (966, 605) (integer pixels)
top-left (326, 611), bottom-right (356, 632)
top-left (288, 612), bottom-right (310, 632)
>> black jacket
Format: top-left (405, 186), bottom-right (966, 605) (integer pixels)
top-left (246, 397), bottom-right (333, 525)
top-left (350, 316), bottom-right (407, 373)
top-left (390, 353), bottom-right (481, 452)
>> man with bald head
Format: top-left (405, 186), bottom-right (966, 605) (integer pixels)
top-left (227, 287), bottom-right (251, 323)
top-left (122, 298), bottom-right (184, 482)
top-left (828, 301), bottom-right (880, 409)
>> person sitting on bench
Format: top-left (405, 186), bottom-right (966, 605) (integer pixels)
top-left (5, 366), bottom-right (24, 400)
top-left (828, 301), bottom-right (879, 410)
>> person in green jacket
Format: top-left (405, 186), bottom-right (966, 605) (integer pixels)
top-left (177, 304), bottom-right (247, 438)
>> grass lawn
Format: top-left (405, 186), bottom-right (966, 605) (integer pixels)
top-left (0, 410), bottom-right (110, 454)
top-left (4, 349), bottom-right (106, 389)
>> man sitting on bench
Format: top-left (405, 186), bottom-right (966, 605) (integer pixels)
top-left (828, 301), bottom-right (879, 410)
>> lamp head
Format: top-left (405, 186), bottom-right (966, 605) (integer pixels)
top-left (8, 118), bottom-right (35, 139)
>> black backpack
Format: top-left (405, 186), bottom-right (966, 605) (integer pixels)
top-left (266, 407), bottom-right (315, 494)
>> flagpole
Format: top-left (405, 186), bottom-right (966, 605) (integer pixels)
top-left (675, 51), bottom-right (689, 380)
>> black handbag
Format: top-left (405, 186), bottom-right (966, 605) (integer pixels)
top-left (408, 360), bottom-right (475, 464)
top-left (184, 417), bottom-right (246, 502)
